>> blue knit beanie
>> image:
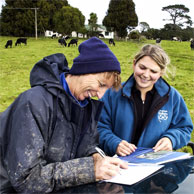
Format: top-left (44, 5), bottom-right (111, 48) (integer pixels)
top-left (69, 37), bottom-right (120, 75)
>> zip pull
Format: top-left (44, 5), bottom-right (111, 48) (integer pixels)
top-left (142, 100), bottom-right (145, 118)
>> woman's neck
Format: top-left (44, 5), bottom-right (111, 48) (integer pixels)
top-left (136, 85), bottom-right (153, 101)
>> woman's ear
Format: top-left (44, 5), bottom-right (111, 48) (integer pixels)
top-left (160, 69), bottom-right (165, 77)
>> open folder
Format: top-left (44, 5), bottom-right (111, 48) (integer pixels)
top-left (104, 164), bottom-right (163, 185)
top-left (118, 147), bottom-right (191, 165)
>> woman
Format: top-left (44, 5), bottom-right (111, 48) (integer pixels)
top-left (97, 44), bottom-right (193, 156)
top-left (0, 37), bottom-right (128, 193)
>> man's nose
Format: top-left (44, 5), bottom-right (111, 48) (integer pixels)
top-left (97, 89), bottom-right (107, 99)
top-left (97, 92), bottom-right (104, 99)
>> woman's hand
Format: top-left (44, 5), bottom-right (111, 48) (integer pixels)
top-left (153, 137), bottom-right (173, 152)
top-left (93, 153), bottom-right (128, 181)
top-left (116, 140), bottom-right (136, 156)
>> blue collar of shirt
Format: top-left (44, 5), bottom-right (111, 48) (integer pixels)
top-left (60, 73), bottom-right (89, 107)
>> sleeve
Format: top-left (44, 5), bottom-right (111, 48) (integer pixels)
top-left (3, 90), bottom-right (95, 193)
top-left (162, 90), bottom-right (193, 150)
top-left (97, 91), bottom-right (122, 156)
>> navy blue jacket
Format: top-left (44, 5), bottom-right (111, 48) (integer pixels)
top-left (0, 53), bottom-right (103, 193)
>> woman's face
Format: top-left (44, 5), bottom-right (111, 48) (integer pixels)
top-left (133, 56), bottom-right (162, 92)
top-left (73, 73), bottom-right (114, 101)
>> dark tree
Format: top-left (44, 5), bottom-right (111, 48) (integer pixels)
top-left (0, 0), bottom-right (38, 36)
top-left (42, 0), bottom-right (69, 30)
top-left (103, 0), bottom-right (138, 38)
top-left (53, 6), bottom-right (85, 36)
top-left (160, 24), bottom-right (182, 40)
top-left (145, 28), bottom-right (161, 40)
top-left (0, 0), bottom-right (69, 36)
top-left (162, 4), bottom-right (192, 28)
top-left (88, 13), bottom-right (99, 37)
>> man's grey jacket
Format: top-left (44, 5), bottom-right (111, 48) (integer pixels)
top-left (0, 53), bottom-right (103, 193)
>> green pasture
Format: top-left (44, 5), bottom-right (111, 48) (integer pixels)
top-left (0, 36), bottom-right (194, 145)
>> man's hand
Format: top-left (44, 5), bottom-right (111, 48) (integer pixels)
top-left (116, 140), bottom-right (136, 156)
top-left (92, 153), bottom-right (128, 181)
top-left (153, 137), bottom-right (173, 152)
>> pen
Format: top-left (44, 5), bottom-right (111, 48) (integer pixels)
top-left (95, 147), bottom-right (121, 175)
top-left (95, 147), bottom-right (106, 158)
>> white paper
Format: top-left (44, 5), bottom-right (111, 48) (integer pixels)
top-left (104, 164), bottom-right (163, 185)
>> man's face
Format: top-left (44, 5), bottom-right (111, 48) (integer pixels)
top-left (74, 73), bottom-right (114, 101)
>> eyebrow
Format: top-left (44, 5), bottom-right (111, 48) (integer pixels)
top-left (98, 80), bottom-right (106, 86)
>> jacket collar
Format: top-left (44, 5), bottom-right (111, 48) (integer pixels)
top-left (122, 74), bottom-right (171, 98)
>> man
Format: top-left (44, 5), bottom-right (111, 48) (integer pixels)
top-left (0, 37), bottom-right (128, 193)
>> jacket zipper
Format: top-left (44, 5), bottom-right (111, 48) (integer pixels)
top-left (142, 100), bottom-right (145, 118)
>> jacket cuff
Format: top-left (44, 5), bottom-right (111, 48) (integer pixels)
top-left (54, 157), bottom-right (95, 189)
top-left (69, 157), bottom-right (95, 186)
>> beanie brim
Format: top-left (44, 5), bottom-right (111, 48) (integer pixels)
top-left (69, 60), bottom-right (121, 75)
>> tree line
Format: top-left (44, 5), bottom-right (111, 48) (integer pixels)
top-left (0, 0), bottom-right (138, 38)
top-left (0, 0), bottom-right (193, 40)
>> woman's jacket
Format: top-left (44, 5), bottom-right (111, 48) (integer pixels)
top-left (97, 75), bottom-right (193, 156)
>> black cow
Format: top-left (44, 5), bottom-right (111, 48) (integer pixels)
top-left (15, 38), bottom-right (27, 46)
top-left (58, 38), bottom-right (67, 47)
top-left (109, 38), bottom-right (115, 46)
top-left (156, 38), bottom-right (161, 43)
top-left (190, 40), bottom-right (194, 50)
top-left (5, 40), bottom-right (13, 48)
top-left (52, 34), bottom-right (57, 39)
top-left (171, 37), bottom-right (182, 42)
top-left (99, 33), bottom-right (104, 38)
top-left (64, 35), bottom-right (70, 40)
top-left (68, 39), bottom-right (78, 47)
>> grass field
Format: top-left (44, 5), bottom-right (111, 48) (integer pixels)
top-left (0, 36), bottom-right (194, 144)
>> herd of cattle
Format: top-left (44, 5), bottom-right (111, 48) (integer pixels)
top-left (5, 38), bottom-right (27, 48)
top-left (4, 37), bottom-right (194, 50)
top-left (57, 37), bottom-right (116, 47)
top-left (156, 37), bottom-right (194, 50)
top-left (4, 36), bottom-right (116, 49)
top-left (58, 36), bottom-right (78, 47)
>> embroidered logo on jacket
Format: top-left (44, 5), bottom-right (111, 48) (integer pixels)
top-left (158, 110), bottom-right (168, 122)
